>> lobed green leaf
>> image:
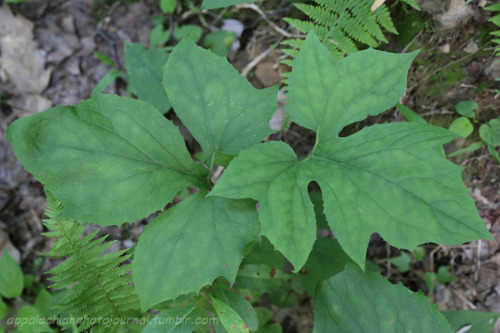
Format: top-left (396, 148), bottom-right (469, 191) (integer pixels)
top-left (124, 43), bottom-right (171, 114)
top-left (211, 31), bottom-right (493, 270)
top-left (7, 94), bottom-right (206, 226)
top-left (164, 39), bottom-right (278, 163)
top-left (313, 264), bottom-right (452, 332)
top-left (287, 31), bottom-right (418, 142)
top-left (143, 303), bottom-right (201, 333)
top-left (443, 310), bottom-right (500, 333)
top-left (211, 284), bottom-right (259, 331)
top-left (133, 191), bottom-right (259, 310)
top-left (0, 252), bottom-right (23, 299)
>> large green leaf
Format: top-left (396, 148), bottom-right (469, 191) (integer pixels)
top-left (0, 299), bottom-right (7, 320)
top-left (0, 252), bottom-right (23, 299)
top-left (201, 0), bottom-right (263, 10)
top-left (16, 305), bottom-right (54, 333)
top-left (7, 94), bottom-right (206, 226)
top-left (211, 31), bottom-right (492, 269)
top-left (164, 39), bottom-right (278, 162)
top-left (479, 118), bottom-right (500, 146)
top-left (299, 238), bottom-right (352, 296)
top-left (133, 191), bottom-right (259, 310)
top-left (211, 297), bottom-right (249, 333)
top-left (443, 310), bottom-right (500, 333)
top-left (124, 43), bottom-right (171, 114)
top-left (287, 33), bottom-right (418, 142)
top-left (314, 264), bottom-right (452, 332)
top-left (235, 264), bottom-right (285, 294)
top-left (143, 303), bottom-right (201, 333)
top-left (242, 236), bottom-right (286, 269)
top-left (211, 284), bottom-right (259, 331)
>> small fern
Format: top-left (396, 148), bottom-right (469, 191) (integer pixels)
top-left (283, 0), bottom-right (397, 62)
top-left (485, 2), bottom-right (500, 59)
top-left (43, 192), bottom-right (144, 332)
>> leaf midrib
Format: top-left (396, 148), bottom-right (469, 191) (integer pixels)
top-left (37, 139), bottom-right (205, 181)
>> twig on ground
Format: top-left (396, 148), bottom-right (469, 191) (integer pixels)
top-left (241, 47), bottom-right (273, 76)
top-left (452, 290), bottom-right (477, 310)
top-left (235, 3), bottom-right (304, 39)
top-left (474, 240), bottom-right (482, 282)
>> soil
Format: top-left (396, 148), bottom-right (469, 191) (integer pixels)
top-left (0, 0), bottom-right (499, 332)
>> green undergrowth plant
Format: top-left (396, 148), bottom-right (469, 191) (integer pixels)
top-left (0, 249), bottom-right (65, 333)
top-left (397, 101), bottom-right (500, 163)
top-left (448, 100), bottom-right (500, 163)
top-left (485, 2), bottom-right (500, 59)
top-left (42, 192), bottom-right (145, 332)
top-left (92, 52), bottom-right (128, 96)
top-left (7, 28), bottom-right (496, 332)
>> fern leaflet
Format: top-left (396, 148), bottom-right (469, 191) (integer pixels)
top-left (43, 192), bottom-right (144, 332)
top-left (485, 3), bottom-right (500, 60)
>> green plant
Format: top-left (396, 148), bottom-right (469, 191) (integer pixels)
top-left (281, 0), bottom-right (419, 65)
top-left (6, 29), bottom-right (495, 331)
top-left (485, 2), bottom-right (500, 59)
top-left (446, 100), bottom-right (500, 163)
top-left (0, 251), bottom-right (61, 333)
top-left (0, 252), bottom-right (23, 299)
top-left (277, 0), bottom-right (421, 131)
top-left (124, 43), bottom-right (171, 114)
top-left (42, 192), bottom-right (144, 332)
top-left (92, 52), bottom-right (127, 95)
top-left (150, 1), bottom-right (237, 56)
top-left (397, 100), bottom-right (500, 163)
top-left (201, 0), bottom-right (263, 10)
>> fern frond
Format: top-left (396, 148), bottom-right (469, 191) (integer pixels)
top-left (485, 3), bottom-right (500, 59)
top-left (43, 192), bottom-right (144, 332)
top-left (285, 0), bottom-right (396, 59)
top-left (280, 110), bottom-right (292, 133)
top-left (373, 4), bottom-right (397, 34)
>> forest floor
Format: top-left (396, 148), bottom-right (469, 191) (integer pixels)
top-left (0, 0), bottom-right (499, 332)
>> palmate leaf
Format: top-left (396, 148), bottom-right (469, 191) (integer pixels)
top-left (314, 264), bottom-right (452, 332)
top-left (134, 40), bottom-right (277, 308)
top-left (7, 94), bottom-right (206, 226)
top-left (211, 31), bottom-right (492, 270)
top-left (8, 36), bottom-right (277, 309)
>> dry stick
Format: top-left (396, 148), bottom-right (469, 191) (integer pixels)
top-left (429, 244), bottom-right (445, 274)
top-left (452, 290), bottom-right (477, 310)
top-left (474, 239), bottom-right (482, 282)
top-left (419, 110), bottom-right (454, 117)
top-left (401, 30), bottom-right (422, 54)
top-left (235, 3), bottom-right (303, 39)
top-left (240, 47), bottom-right (274, 76)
